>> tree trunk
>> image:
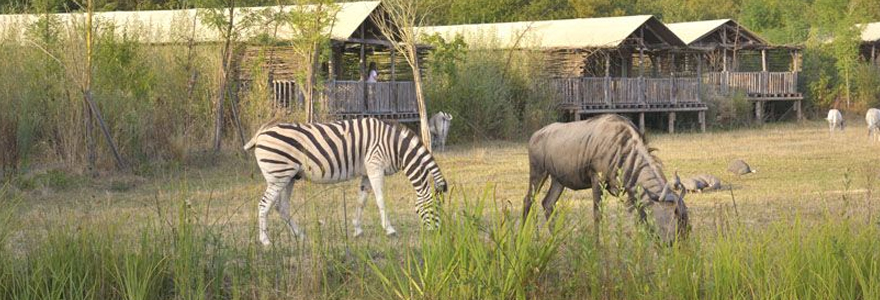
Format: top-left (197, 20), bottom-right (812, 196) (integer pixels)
top-left (212, 4), bottom-right (236, 153)
top-left (305, 41), bottom-right (320, 123)
top-left (410, 47), bottom-right (431, 151)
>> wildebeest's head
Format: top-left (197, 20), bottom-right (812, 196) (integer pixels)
top-left (645, 172), bottom-right (690, 245)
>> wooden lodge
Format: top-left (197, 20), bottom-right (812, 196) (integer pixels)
top-left (668, 19), bottom-right (804, 123)
top-left (236, 1), bottom-right (423, 122)
top-left (0, 1), bottom-right (423, 122)
top-left (419, 16), bottom-right (708, 133)
top-left (860, 22), bottom-right (880, 67)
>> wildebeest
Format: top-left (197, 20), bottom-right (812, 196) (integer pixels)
top-left (866, 108), bottom-right (880, 142)
top-left (523, 114), bottom-right (689, 244)
top-left (728, 159), bottom-right (756, 175)
top-left (429, 111), bottom-right (453, 151)
top-left (826, 109), bottom-right (844, 135)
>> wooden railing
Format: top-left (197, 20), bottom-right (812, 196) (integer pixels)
top-left (551, 77), bottom-right (702, 108)
top-left (270, 80), bottom-right (418, 117)
top-left (703, 72), bottom-right (799, 96)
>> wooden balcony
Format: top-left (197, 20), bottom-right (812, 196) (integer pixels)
top-left (270, 80), bottom-right (420, 122)
top-left (703, 71), bottom-right (802, 100)
top-left (551, 77), bottom-right (707, 114)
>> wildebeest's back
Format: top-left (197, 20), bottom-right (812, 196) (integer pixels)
top-left (528, 114), bottom-right (640, 190)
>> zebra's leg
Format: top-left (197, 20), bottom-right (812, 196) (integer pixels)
top-left (367, 167), bottom-right (397, 236)
top-left (353, 176), bottom-right (371, 238)
top-left (274, 179), bottom-right (304, 240)
top-left (258, 178), bottom-right (289, 246)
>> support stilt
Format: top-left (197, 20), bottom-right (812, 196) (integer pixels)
top-left (699, 111), bottom-right (706, 133)
top-left (639, 112), bottom-right (645, 134)
top-left (668, 112), bottom-right (676, 134)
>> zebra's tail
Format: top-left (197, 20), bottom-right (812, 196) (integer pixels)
top-left (243, 122), bottom-right (275, 151)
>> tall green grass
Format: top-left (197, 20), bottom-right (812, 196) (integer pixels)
top-left (1, 184), bottom-right (879, 299)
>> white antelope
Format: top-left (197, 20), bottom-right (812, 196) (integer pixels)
top-left (826, 109), bottom-right (844, 135)
top-left (866, 108), bottom-right (880, 142)
top-left (428, 111), bottom-right (453, 151)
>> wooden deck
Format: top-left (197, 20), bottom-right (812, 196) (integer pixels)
top-left (551, 77), bottom-right (708, 112)
top-left (551, 77), bottom-right (707, 133)
top-left (703, 71), bottom-right (803, 100)
top-left (271, 80), bottom-right (420, 122)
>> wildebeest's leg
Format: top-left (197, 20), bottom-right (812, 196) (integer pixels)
top-left (523, 167), bottom-right (549, 219)
top-left (591, 176), bottom-right (603, 231)
top-left (541, 179), bottom-right (565, 221)
top-left (258, 177), bottom-right (290, 246)
top-left (367, 164), bottom-right (397, 236)
top-left (274, 179), bottom-right (304, 240)
top-left (353, 176), bottom-right (371, 237)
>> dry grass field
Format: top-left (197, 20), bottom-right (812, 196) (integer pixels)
top-left (3, 119), bottom-right (880, 299)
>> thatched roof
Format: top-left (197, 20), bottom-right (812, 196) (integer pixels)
top-left (667, 19), bottom-right (769, 50)
top-left (860, 22), bottom-right (880, 43)
top-left (415, 15), bottom-right (686, 50)
top-left (0, 1), bottom-right (381, 44)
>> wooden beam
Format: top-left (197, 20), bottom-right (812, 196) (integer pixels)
top-left (668, 112), bottom-right (676, 134)
top-left (344, 37), bottom-right (393, 47)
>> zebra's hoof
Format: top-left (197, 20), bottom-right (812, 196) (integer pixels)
top-left (260, 238), bottom-right (272, 247)
top-left (385, 227), bottom-right (398, 237)
top-left (353, 228), bottom-right (364, 238)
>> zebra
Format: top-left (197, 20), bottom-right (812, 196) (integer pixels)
top-left (244, 117), bottom-right (448, 246)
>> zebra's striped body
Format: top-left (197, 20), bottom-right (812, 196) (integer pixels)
top-left (245, 118), bottom-right (447, 245)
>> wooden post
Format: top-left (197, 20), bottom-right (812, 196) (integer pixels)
top-left (604, 54), bottom-right (611, 105)
top-left (795, 100), bottom-right (803, 121)
top-left (391, 47), bottom-right (397, 113)
top-left (639, 112), bottom-right (645, 134)
top-left (638, 48), bottom-right (645, 104)
top-left (761, 49), bottom-right (769, 95)
top-left (670, 53), bottom-right (677, 104)
top-left (761, 49), bottom-right (768, 72)
top-left (668, 112), bottom-right (676, 134)
top-left (360, 26), bottom-right (368, 111)
top-left (755, 101), bottom-right (764, 124)
top-left (872, 44), bottom-right (876, 66)
top-left (722, 48), bottom-right (728, 72)
top-left (699, 111), bottom-right (706, 133)
top-left (697, 53), bottom-right (703, 103)
top-left (328, 44), bottom-right (336, 81)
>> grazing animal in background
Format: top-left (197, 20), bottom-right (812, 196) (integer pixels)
top-left (866, 108), bottom-right (880, 142)
top-left (675, 173), bottom-right (723, 193)
top-left (728, 159), bottom-right (756, 175)
top-left (679, 175), bottom-right (707, 193)
top-left (694, 174), bottom-right (722, 191)
top-left (244, 118), bottom-right (448, 246)
top-left (826, 109), bottom-right (845, 135)
top-left (429, 111), bottom-right (453, 151)
top-left (523, 114), bottom-right (689, 244)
